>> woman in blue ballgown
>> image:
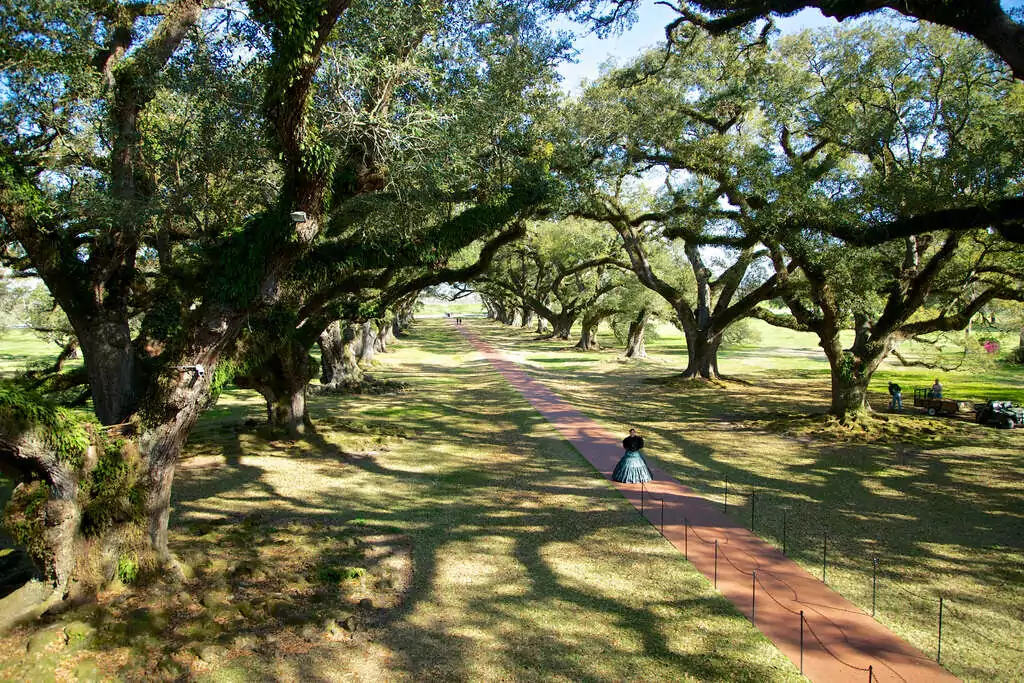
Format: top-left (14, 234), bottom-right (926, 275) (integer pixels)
top-left (613, 429), bottom-right (652, 483)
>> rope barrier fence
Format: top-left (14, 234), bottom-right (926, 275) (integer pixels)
top-left (628, 475), bottom-right (1007, 678)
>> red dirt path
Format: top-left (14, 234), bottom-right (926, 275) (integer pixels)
top-left (455, 321), bottom-right (959, 683)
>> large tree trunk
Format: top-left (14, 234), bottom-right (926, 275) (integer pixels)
top-left (822, 332), bottom-right (890, 420)
top-left (318, 322), bottom-right (364, 388)
top-left (624, 308), bottom-right (649, 359)
top-left (549, 314), bottom-right (574, 340)
top-left (270, 349), bottom-right (312, 438)
top-left (75, 315), bottom-right (140, 425)
top-left (574, 311), bottom-right (604, 350)
top-left (356, 322), bottom-right (377, 364)
top-left (3, 384), bottom-right (153, 591)
top-left (824, 345), bottom-right (872, 418)
top-left (374, 320), bottom-right (389, 353)
top-left (574, 327), bottom-right (598, 350)
top-left (681, 326), bottom-right (724, 379)
top-left (520, 307), bottom-right (533, 328)
top-left (318, 321), bottom-right (345, 386)
top-left (234, 342), bottom-right (313, 438)
top-left (376, 318), bottom-right (397, 351)
top-left (828, 367), bottom-right (872, 418)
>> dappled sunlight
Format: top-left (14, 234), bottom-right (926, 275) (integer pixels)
top-left (6, 317), bottom-right (1009, 679)
top-left (465, 317), bottom-right (1024, 681)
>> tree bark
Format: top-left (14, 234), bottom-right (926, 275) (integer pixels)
top-left (318, 321), bottom-right (345, 386)
top-left (318, 322), bottom-right (365, 388)
top-left (548, 314), bottom-right (575, 340)
top-left (356, 322), bottom-right (377, 364)
top-left (574, 326), bottom-right (599, 350)
top-left (624, 308), bottom-right (649, 359)
top-left (75, 316), bottom-right (140, 425)
top-left (374, 320), bottom-right (389, 352)
top-left (575, 310), bottom-right (605, 350)
top-left (681, 327), bottom-right (724, 379)
top-left (51, 339), bottom-right (80, 374)
top-left (234, 342), bottom-right (314, 438)
top-left (2, 394), bottom-right (94, 592)
top-left (823, 344), bottom-right (875, 419)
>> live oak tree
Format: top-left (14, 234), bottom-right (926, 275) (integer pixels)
top-left (752, 23), bottom-right (1024, 419)
top-left (231, 190), bottom-right (541, 436)
top-left (560, 30), bottom-right (795, 378)
top-left (556, 0), bottom-right (1024, 244)
top-left (477, 218), bottom-right (628, 341)
top-left (0, 0), bottom-right (456, 602)
top-left (222, 0), bottom-right (562, 434)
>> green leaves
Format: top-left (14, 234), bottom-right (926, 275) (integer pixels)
top-left (0, 380), bottom-right (92, 468)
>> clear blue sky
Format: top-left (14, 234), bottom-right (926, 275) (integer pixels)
top-left (554, 1), bottom-right (1024, 92)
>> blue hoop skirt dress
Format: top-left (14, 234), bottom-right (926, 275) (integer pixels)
top-left (612, 449), bottom-right (652, 483)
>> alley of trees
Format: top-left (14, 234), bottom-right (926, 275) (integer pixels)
top-left (1, 0), bottom-right (1023, 610)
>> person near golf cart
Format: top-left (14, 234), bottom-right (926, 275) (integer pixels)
top-left (888, 381), bottom-right (903, 411)
top-left (930, 378), bottom-right (943, 398)
top-left (613, 429), bottom-right (652, 483)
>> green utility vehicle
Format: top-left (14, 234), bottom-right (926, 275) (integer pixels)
top-left (974, 400), bottom-right (1024, 429)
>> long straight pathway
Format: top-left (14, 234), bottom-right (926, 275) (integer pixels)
top-left (455, 321), bottom-right (959, 683)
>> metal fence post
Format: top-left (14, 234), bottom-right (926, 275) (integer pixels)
top-left (872, 557), bottom-right (878, 617)
top-left (641, 482), bottom-right (645, 517)
top-left (714, 540), bottom-right (719, 589)
top-left (822, 530), bottom-right (828, 584)
top-left (750, 491), bottom-right (756, 531)
top-left (937, 596), bottom-right (944, 664)
top-left (751, 570), bottom-right (756, 624)
top-left (868, 664), bottom-right (873, 682)
top-left (684, 517), bottom-right (689, 560)
top-left (724, 476), bottom-right (729, 513)
top-left (782, 508), bottom-right (787, 555)
top-left (660, 498), bottom-right (664, 536)
top-left (799, 610), bottom-right (804, 674)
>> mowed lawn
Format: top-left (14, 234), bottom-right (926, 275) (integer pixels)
top-left (0, 322), bottom-right (800, 682)
top-left (468, 317), bottom-right (1024, 683)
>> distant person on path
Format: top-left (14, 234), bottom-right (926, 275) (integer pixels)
top-left (888, 381), bottom-right (902, 411)
top-left (612, 429), bottom-right (652, 484)
top-left (930, 378), bottom-right (943, 398)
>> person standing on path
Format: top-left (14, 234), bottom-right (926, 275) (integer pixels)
top-left (613, 429), bottom-right (652, 483)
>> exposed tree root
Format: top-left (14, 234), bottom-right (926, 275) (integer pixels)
top-left (0, 580), bottom-right (62, 634)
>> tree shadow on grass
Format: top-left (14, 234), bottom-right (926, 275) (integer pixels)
top-left (470, 319), bottom-right (1024, 680)
top-left (3, 318), bottom-right (1016, 681)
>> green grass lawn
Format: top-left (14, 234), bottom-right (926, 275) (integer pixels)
top-left (0, 328), bottom-right (83, 378)
top-left (469, 317), bottom-right (1024, 683)
top-left (0, 322), bottom-right (801, 682)
top-left (1, 318), bottom-right (1020, 681)
top-left (417, 300), bottom-right (487, 317)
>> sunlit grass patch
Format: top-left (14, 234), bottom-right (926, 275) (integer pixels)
top-left (469, 316), bottom-right (1024, 682)
top-left (0, 329), bottom-right (84, 378)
